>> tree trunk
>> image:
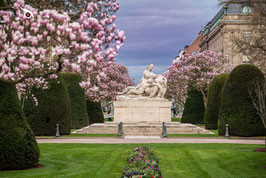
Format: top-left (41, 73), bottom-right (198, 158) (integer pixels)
top-left (199, 88), bottom-right (207, 109)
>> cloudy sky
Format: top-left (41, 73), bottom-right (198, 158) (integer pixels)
top-left (114, 0), bottom-right (221, 83)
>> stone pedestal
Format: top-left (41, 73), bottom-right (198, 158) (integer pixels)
top-left (114, 96), bottom-right (171, 123)
top-left (74, 95), bottom-right (214, 136)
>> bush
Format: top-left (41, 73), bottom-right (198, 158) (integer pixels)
top-left (205, 74), bottom-right (229, 129)
top-left (0, 80), bottom-right (39, 170)
top-left (181, 87), bottom-right (205, 124)
top-left (86, 100), bottom-right (104, 124)
top-left (61, 73), bottom-right (89, 129)
top-left (218, 64), bottom-right (265, 136)
top-left (24, 75), bottom-right (71, 136)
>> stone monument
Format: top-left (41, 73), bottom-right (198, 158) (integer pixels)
top-left (74, 64), bottom-right (213, 136)
top-left (114, 64), bottom-right (171, 123)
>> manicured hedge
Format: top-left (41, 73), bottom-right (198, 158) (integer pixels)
top-left (61, 73), bottom-right (89, 129)
top-left (0, 80), bottom-right (39, 170)
top-left (218, 64), bottom-right (265, 136)
top-left (181, 87), bottom-right (205, 124)
top-left (86, 100), bottom-right (104, 124)
top-left (24, 75), bottom-right (71, 136)
top-left (205, 74), bottom-right (229, 129)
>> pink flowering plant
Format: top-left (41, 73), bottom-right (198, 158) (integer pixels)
top-left (0, 0), bottom-right (128, 103)
top-left (122, 146), bottom-right (161, 178)
top-left (90, 62), bottom-right (134, 101)
top-left (166, 50), bottom-right (233, 108)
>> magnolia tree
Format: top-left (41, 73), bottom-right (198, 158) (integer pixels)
top-left (0, 0), bottom-right (126, 102)
top-left (166, 50), bottom-right (233, 108)
top-left (82, 62), bottom-right (135, 102)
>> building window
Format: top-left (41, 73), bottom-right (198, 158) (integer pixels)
top-left (242, 6), bottom-right (252, 13)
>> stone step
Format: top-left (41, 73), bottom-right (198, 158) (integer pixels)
top-left (74, 122), bottom-right (213, 135)
top-left (124, 136), bottom-right (161, 139)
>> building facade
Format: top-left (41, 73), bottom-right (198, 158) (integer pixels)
top-left (199, 2), bottom-right (252, 65)
top-left (186, 31), bottom-right (203, 55)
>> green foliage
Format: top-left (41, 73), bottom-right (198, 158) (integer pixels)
top-left (61, 73), bottom-right (89, 129)
top-left (86, 100), bottom-right (104, 124)
top-left (0, 80), bottom-right (39, 170)
top-left (218, 64), bottom-right (265, 136)
top-left (181, 87), bottom-right (205, 124)
top-left (24, 75), bottom-right (71, 136)
top-left (205, 74), bottom-right (229, 129)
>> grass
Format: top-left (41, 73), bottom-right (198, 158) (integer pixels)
top-left (104, 117), bottom-right (114, 122)
top-left (36, 134), bottom-right (117, 138)
top-left (0, 144), bottom-right (265, 178)
top-left (171, 117), bottom-right (181, 122)
top-left (168, 130), bottom-right (221, 137)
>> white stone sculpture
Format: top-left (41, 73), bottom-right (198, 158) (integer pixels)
top-left (119, 64), bottom-right (167, 98)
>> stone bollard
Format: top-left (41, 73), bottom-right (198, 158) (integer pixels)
top-left (162, 122), bottom-right (167, 137)
top-left (118, 122), bottom-right (123, 137)
top-left (225, 123), bottom-right (229, 139)
top-left (121, 122), bottom-right (123, 135)
top-left (56, 124), bottom-right (60, 139)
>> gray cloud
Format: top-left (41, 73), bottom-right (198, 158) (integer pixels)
top-left (115, 0), bottom-right (220, 82)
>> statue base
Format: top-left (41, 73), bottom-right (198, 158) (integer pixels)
top-left (114, 95), bottom-right (171, 123)
top-left (74, 122), bottom-right (214, 135)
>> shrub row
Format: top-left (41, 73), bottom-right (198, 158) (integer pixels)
top-left (24, 75), bottom-right (72, 136)
top-left (122, 146), bottom-right (161, 178)
top-left (218, 64), bottom-right (265, 136)
top-left (25, 73), bottom-right (103, 136)
top-left (182, 64), bottom-right (265, 137)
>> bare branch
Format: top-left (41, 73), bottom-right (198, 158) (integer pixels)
top-left (249, 80), bottom-right (266, 128)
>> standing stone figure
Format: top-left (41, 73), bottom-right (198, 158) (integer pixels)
top-left (120, 64), bottom-right (167, 98)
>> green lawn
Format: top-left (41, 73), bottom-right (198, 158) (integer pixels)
top-left (171, 117), bottom-right (181, 122)
top-left (36, 134), bottom-right (117, 138)
top-left (0, 144), bottom-right (265, 178)
top-left (168, 130), bottom-right (220, 137)
top-left (104, 117), bottom-right (114, 122)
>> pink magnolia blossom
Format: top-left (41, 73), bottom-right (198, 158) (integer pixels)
top-left (166, 50), bottom-right (233, 107)
top-left (80, 62), bottom-right (134, 102)
top-left (0, 0), bottom-right (126, 103)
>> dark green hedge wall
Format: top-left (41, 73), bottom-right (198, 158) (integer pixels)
top-left (0, 80), bottom-right (39, 170)
top-left (218, 64), bottom-right (265, 136)
top-left (24, 75), bottom-right (71, 136)
top-left (86, 100), bottom-right (104, 124)
top-left (61, 73), bottom-right (89, 129)
top-left (205, 74), bottom-right (229, 129)
top-left (181, 87), bottom-right (205, 124)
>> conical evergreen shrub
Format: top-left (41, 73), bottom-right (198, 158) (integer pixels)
top-left (61, 73), bottom-right (89, 129)
top-left (218, 64), bottom-right (265, 136)
top-left (181, 87), bottom-right (205, 124)
top-left (86, 100), bottom-right (104, 124)
top-left (0, 80), bottom-right (39, 170)
top-left (205, 74), bottom-right (229, 129)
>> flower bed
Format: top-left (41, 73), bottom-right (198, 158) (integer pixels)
top-left (122, 146), bottom-right (162, 178)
